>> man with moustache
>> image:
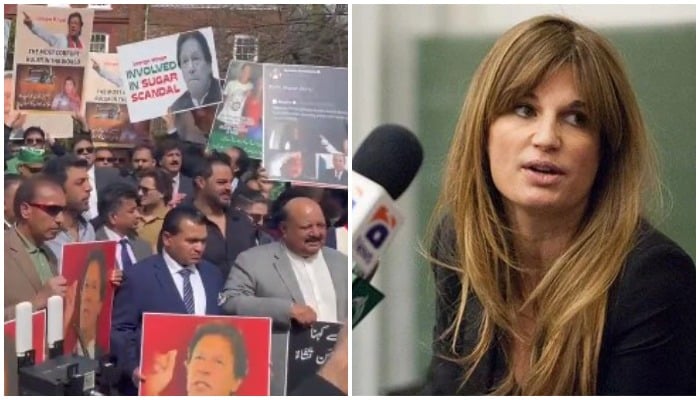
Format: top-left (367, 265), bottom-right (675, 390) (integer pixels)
top-left (131, 145), bottom-right (157, 175)
top-left (111, 206), bottom-right (224, 395)
top-left (4, 176), bottom-right (69, 320)
top-left (190, 153), bottom-right (258, 278)
top-left (221, 197), bottom-right (348, 395)
top-left (42, 154), bottom-right (95, 266)
top-left (23, 11), bottom-right (85, 49)
top-left (157, 138), bottom-right (194, 206)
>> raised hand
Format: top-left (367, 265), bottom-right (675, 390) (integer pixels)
top-left (142, 349), bottom-right (178, 395)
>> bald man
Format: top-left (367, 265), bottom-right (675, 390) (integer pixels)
top-left (220, 197), bottom-right (348, 395)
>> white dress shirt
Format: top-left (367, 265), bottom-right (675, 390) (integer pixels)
top-left (86, 165), bottom-right (98, 220)
top-left (103, 226), bottom-right (136, 270)
top-left (163, 250), bottom-right (207, 315)
top-left (285, 246), bottom-right (338, 323)
top-left (172, 173), bottom-right (181, 195)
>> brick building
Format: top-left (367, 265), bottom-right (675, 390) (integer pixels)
top-left (5, 4), bottom-right (348, 71)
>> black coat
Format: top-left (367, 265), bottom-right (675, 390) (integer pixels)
top-left (424, 220), bottom-right (695, 395)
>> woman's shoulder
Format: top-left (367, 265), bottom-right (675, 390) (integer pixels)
top-left (618, 222), bottom-right (695, 288)
top-left (606, 221), bottom-right (695, 325)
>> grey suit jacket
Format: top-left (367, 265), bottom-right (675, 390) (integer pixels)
top-left (94, 227), bottom-right (153, 263)
top-left (4, 228), bottom-right (58, 321)
top-left (222, 242), bottom-right (348, 394)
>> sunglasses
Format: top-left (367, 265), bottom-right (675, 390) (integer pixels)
top-left (248, 213), bottom-right (266, 224)
top-left (24, 165), bottom-right (44, 174)
top-left (28, 202), bottom-right (65, 217)
top-left (76, 147), bottom-right (94, 155)
top-left (138, 186), bottom-right (157, 194)
top-left (96, 157), bottom-right (115, 163)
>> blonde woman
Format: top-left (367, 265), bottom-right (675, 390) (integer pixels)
top-left (426, 16), bottom-right (694, 395)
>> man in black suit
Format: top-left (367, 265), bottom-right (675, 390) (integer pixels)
top-left (94, 183), bottom-right (152, 269)
top-left (319, 153), bottom-right (348, 186)
top-left (169, 30), bottom-right (222, 113)
top-left (157, 138), bottom-right (194, 206)
top-left (111, 206), bottom-right (224, 395)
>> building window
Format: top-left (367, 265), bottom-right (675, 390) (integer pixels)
top-left (90, 33), bottom-right (109, 53)
top-left (233, 35), bottom-right (258, 62)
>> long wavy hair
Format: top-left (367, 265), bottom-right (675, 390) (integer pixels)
top-left (427, 15), bottom-right (660, 395)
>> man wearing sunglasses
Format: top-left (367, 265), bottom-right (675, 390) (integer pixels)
top-left (5, 126), bottom-right (62, 174)
top-left (4, 176), bottom-right (69, 321)
top-left (135, 168), bottom-right (173, 252)
top-left (232, 187), bottom-right (274, 246)
top-left (94, 147), bottom-right (116, 168)
top-left (17, 147), bottom-right (46, 178)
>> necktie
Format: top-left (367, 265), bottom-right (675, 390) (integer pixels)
top-left (178, 269), bottom-right (195, 314)
top-left (119, 238), bottom-right (134, 270)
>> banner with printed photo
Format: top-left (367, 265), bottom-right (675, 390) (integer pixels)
top-left (209, 61), bottom-right (263, 157)
top-left (4, 71), bottom-right (75, 139)
top-left (13, 5), bottom-right (94, 115)
top-left (285, 321), bottom-right (342, 394)
top-left (139, 313), bottom-right (271, 396)
top-left (4, 310), bottom-right (47, 395)
top-left (60, 241), bottom-right (117, 360)
top-left (117, 27), bottom-right (222, 123)
top-left (83, 52), bottom-right (148, 145)
top-left (263, 64), bottom-right (348, 188)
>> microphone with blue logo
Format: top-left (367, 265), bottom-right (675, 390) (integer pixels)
top-left (351, 124), bottom-right (423, 328)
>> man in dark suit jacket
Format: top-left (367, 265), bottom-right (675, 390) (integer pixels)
top-left (4, 176), bottom-right (66, 320)
top-left (157, 138), bottom-right (195, 206)
top-left (170, 76), bottom-right (222, 113)
top-left (111, 206), bottom-right (224, 395)
top-left (169, 30), bottom-right (222, 113)
top-left (93, 183), bottom-right (153, 268)
top-left (318, 153), bottom-right (348, 186)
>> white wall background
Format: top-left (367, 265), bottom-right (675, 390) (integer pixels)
top-left (351, 4), bottom-right (696, 396)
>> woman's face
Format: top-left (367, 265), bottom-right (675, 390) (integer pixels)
top-left (64, 79), bottom-right (76, 95)
top-left (80, 261), bottom-right (103, 329)
top-left (487, 66), bottom-right (600, 218)
top-left (180, 38), bottom-right (212, 98)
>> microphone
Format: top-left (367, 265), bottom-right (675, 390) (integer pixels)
top-left (47, 295), bottom-right (64, 358)
top-left (352, 124), bottom-right (423, 278)
top-left (15, 302), bottom-right (35, 367)
top-left (351, 124), bottom-right (423, 327)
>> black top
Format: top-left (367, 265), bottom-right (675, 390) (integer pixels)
top-left (425, 220), bottom-right (695, 395)
top-left (195, 204), bottom-right (258, 279)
